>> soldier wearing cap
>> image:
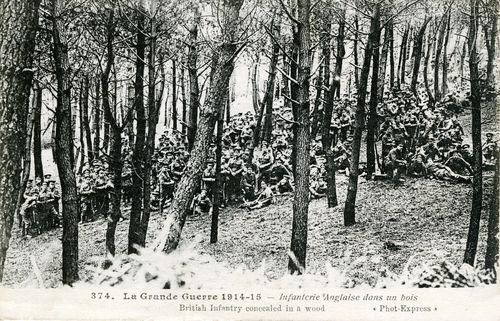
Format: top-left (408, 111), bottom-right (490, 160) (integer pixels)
top-left (94, 168), bottom-right (110, 217)
top-left (79, 168), bottom-right (95, 222)
top-left (483, 132), bottom-right (497, 163)
top-left (47, 180), bottom-right (61, 227)
top-left (202, 159), bottom-right (216, 198)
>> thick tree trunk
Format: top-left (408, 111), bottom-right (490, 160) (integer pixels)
top-left (366, 7), bottom-right (381, 179)
top-left (33, 85), bottom-right (44, 178)
top-left (463, 0), bottom-right (483, 266)
top-left (187, 7), bottom-right (200, 151)
top-left (157, 0), bottom-right (244, 253)
top-left (410, 18), bottom-right (431, 95)
top-left (128, 12), bottom-right (146, 254)
top-left (0, 0), bottom-right (40, 281)
top-left (288, 0), bottom-right (311, 275)
top-left (50, 0), bottom-right (80, 285)
top-left (343, 4), bottom-right (378, 226)
top-left (485, 151), bottom-right (499, 272)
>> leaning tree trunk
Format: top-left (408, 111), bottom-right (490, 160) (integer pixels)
top-left (410, 17), bottom-right (431, 95)
top-left (343, 4), bottom-right (378, 227)
top-left (0, 0), bottom-right (40, 281)
top-left (366, 7), bottom-right (381, 179)
top-left (128, 12), bottom-right (147, 255)
top-left (463, 0), bottom-right (483, 266)
top-left (156, 0), bottom-right (244, 254)
top-left (33, 84), bottom-right (44, 178)
top-left (51, 0), bottom-right (80, 285)
top-left (187, 7), bottom-right (200, 151)
top-left (288, 0), bottom-right (311, 275)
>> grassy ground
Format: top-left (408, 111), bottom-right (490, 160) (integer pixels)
top-left (2, 102), bottom-right (497, 288)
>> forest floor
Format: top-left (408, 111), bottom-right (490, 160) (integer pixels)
top-left (2, 102), bottom-right (497, 288)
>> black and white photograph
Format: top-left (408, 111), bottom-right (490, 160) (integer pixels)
top-left (0, 0), bottom-right (498, 319)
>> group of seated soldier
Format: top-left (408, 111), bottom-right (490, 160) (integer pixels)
top-left (20, 174), bottom-right (61, 237)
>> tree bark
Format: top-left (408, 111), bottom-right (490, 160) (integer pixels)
top-left (187, 7), bottom-right (200, 151)
top-left (333, 8), bottom-right (346, 98)
top-left (441, 12), bottom-right (451, 97)
top-left (423, 19), bottom-right (436, 106)
top-left (50, 0), bottom-right (80, 285)
top-left (366, 6), bottom-right (381, 179)
top-left (410, 17), bottom-right (431, 95)
top-left (81, 76), bottom-right (93, 163)
top-left (128, 11), bottom-right (146, 254)
top-left (288, 0), bottom-right (311, 275)
top-left (157, 0), bottom-right (244, 253)
top-left (33, 85), bottom-right (44, 178)
top-left (210, 100), bottom-right (225, 243)
top-left (93, 78), bottom-right (101, 159)
top-left (398, 24), bottom-right (409, 87)
top-left (263, 22), bottom-right (280, 144)
top-left (388, 20), bottom-right (395, 89)
top-left (181, 65), bottom-right (187, 134)
top-left (172, 59), bottom-right (177, 131)
top-left (353, 15), bottom-right (360, 88)
top-left (484, 0), bottom-right (498, 89)
top-left (343, 4), bottom-right (377, 226)
top-left (463, 0), bottom-right (483, 266)
top-left (433, 13), bottom-right (447, 102)
top-left (378, 23), bottom-right (390, 99)
top-left (485, 150), bottom-right (499, 272)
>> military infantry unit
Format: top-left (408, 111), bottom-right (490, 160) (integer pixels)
top-left (19, 85), bottom-right (498, 237)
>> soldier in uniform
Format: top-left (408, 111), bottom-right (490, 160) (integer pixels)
top-left (47, 180), bottom-right (61, 228)
top-left (94, 168), bottom-right (110, 217)
top-left (384, 143), bottom-right (407, 183)
top-left (241, 166), bottom-right (256, 201)
top-left (79, 168), bottom-right (95, 222)
top-left (20, 179), bottom-right (37, 236)
top-left (482, 132), bottom-right (497, 164)
top-left (202, 159), bottom-right (216, 198)
top-left (191, 189), bottom-right (212, 215)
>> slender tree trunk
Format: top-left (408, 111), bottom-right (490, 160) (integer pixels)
top-left (343, 4), bottom-right (378, 226)
top-left (459, 30), bottom-right (468, 87)
top-left (50, 0), bottom-right (79, 285)
top-left (434, 13), bottom-right (447, 102)
top-left (411, 17), bottom-right (431, 95)
top-left (320, 21), bottom-right (337, 208)
top-left (210, 99), bottom-right (225, 243)
top-left (333, 9), bottom-right (346, 98)
top-left (399, 24), bottom-right (409, 86)
top-left (181, 66), bottom-right (187, 135)
top-left (310, 53), bottom-right (324, 139)
top-left (157, 0), bottom-right (244, 253)
top-left (290, 28), bottom-right (300, 176)
top-left (81, 76), bottom-right (93, 163)
top-left (187, 7), bottom-right (200, 151)
top-left (172, 59), bottom-right (177, 131)
top-left (139, 5), bottom-right (162, 247)
top-left (263, 23), bottom-right (280, 144)
top-left (441, 13), bottom-right (451, 97)
top-left (353, 15), bottom-right (360, 88)
top-left (388, 20), bottom-right (395, 90)
top-left (93, 79), bottom-right (101, 159)
top-left (485, 150), bottom-right (499, 272)
top-left (251, 59), bottom-right (261, 116)
top-left (288, 0), bottom-right (311, 275)
top-left (33, 85), bottom-right (44, 178)
top-left (378, 24), bottom-right (390, 99)
top-left (128, 12), bottom-right (146, 254)
top-left (366, 5), bottom-right (381, 179)
top-left (423, 20), bottom-right (436, 106)
top-left (463, 0), bottom-right (483, 266)
top-left (484, 1), bottom-right (498, 89)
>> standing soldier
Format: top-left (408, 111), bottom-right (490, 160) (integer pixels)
top-left (47, 180), bottom-right (61, 228)
top-left (94, 168), bottom-right (110, 218)
top-left (79, 168), bottom-right (95, 222)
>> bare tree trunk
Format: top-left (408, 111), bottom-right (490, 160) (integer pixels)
top-left (288, 0), bottom-right (311, 275)
top-left (93, 78), bottom-right (101, 159)
top-left (485, 150), bottom-right (499, 273)
top-left (366, 6), bottom-right (381, 179)
top-left (172, 59), bottom-right (177, 131)
top-left (411, 17), bottom-right (431, 95)
top-left (0, 0), bottom-right (40, 281)
top-left (158, 0), bottom-right (244, 253)
top-left (33, 85), bottom-right (44, 178)
top-left (251, 59), bottom-right (261, 116)
top-left (484, 1), bottom-right (498, 89)
top-left (343, 4), bottom-right (378, 226)
top-left (388, 20), bottom-right (395, 89)
top-left (378, 24), bottom-right (390, 99)
top-left (181, 66), bottom-right (187, 135)
top-left (320, 20), bottom-right (337, 208)
top-left (399, 24), bottom-right (409, 86)
top-left (353, 15), bottom-right (360, 88)
top-left (263, 22), bottom-right (280, 144)
top-left (333, 8), bottom-right (346, 98)
top-left (128, 11), bottom-right (146, 254)
top-left (50, 0), bottom-right (79, 285)
top-left (210, 99), bottom-right (225, 243)
top-left (423, 20), bottom-right (436, 106)
top-left (433, 13), bottom-right (447, 102)
top-left (464, 0), bottom-right (483, 266)
top-left (441, 13), bottom-right (451, 97)
top-left (81, 76), bottom-right (93, 163)
top-left (187, 7), bottom-right (200, 151)
top-left (310, 53), bottom-right (324, 139)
